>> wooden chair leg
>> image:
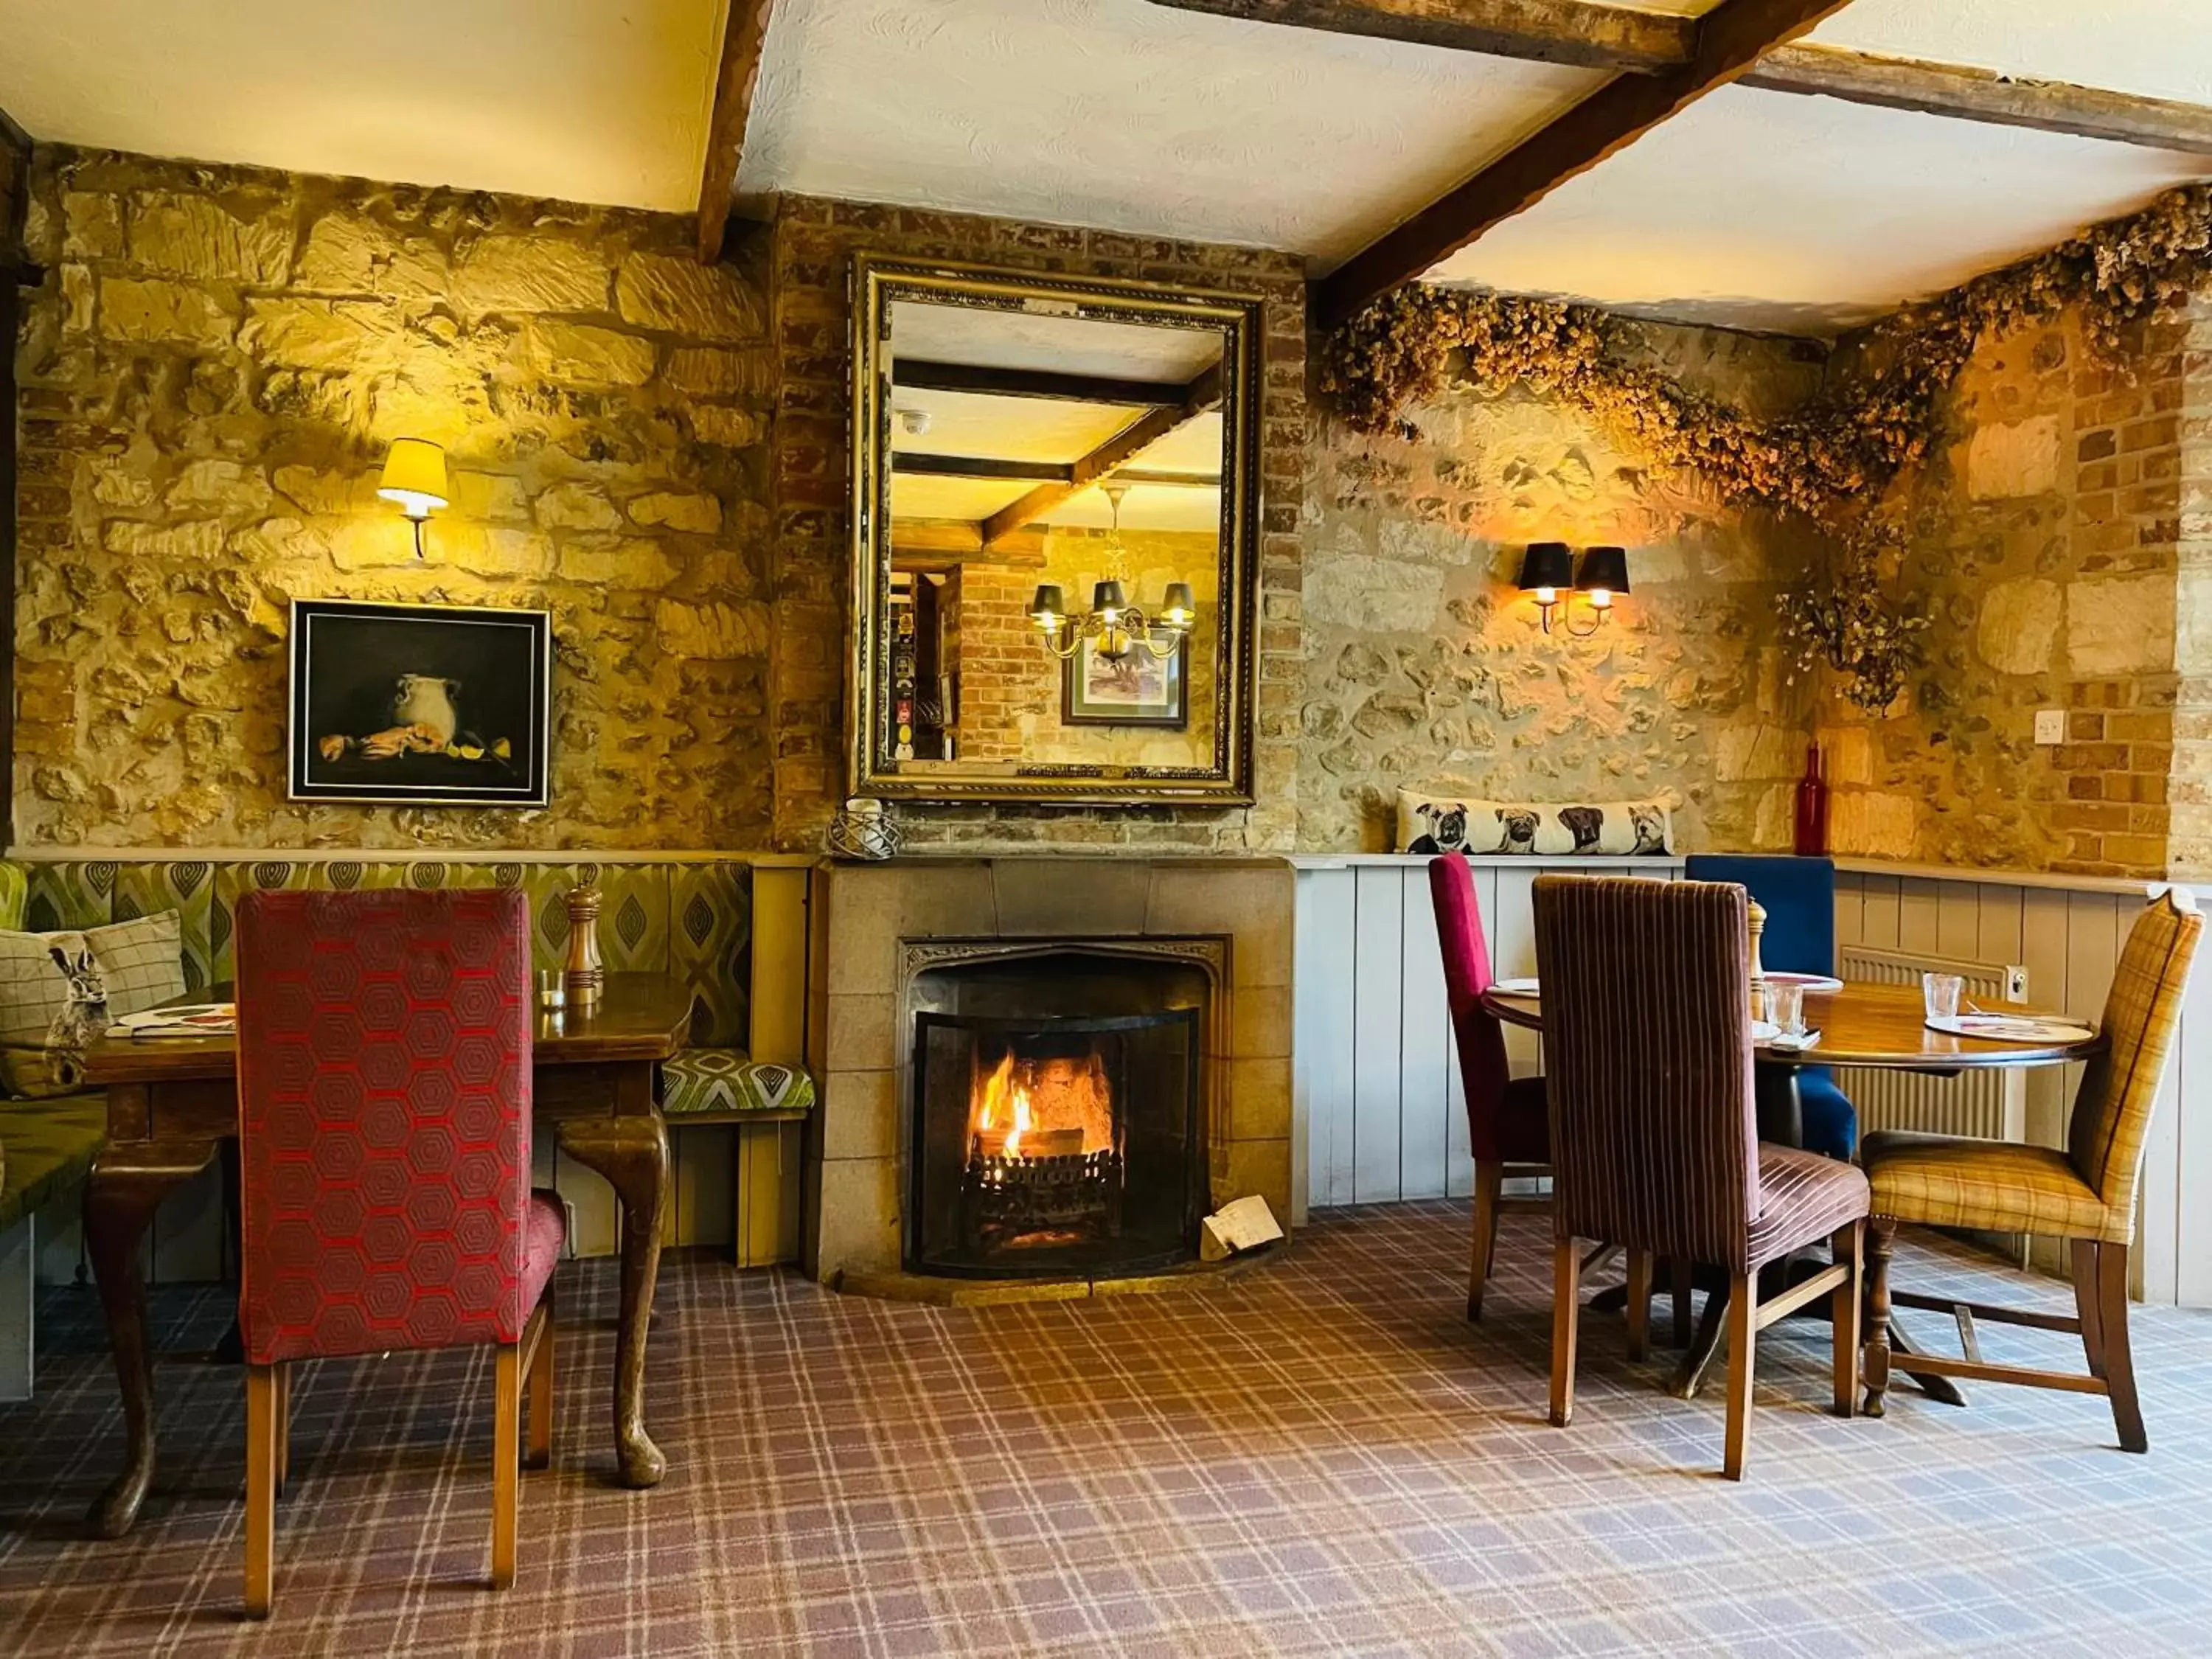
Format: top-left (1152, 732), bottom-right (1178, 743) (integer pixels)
top-left (1468, 1162), bottom-right (1503, 1321)
top-left (273, 1362), bottom-right (291, 1496)
top-left (2097, 1242), bottom-right (2148, 1453)
top-left (525, 1306), bottom-right (555, 1472)
top-left (1862, 1218), bottom-right (1896, 1419)
top-left (244, 1364), bottom-right (276, 1620)
top-left (1669, 1256), bottom-right (1694, 1349)
top-left (1831, 1223), bottom-right (1863, 1418)
top-left (493, 1343), bottom-right (521, 1588)
top-left (1625, 1249), bottom-right (1652, 1363)
top-left (1549, 1238), bottom-right (1582, 1427)
top-left (2071, 1238), bottom-right (2107, 1380)
top-left (1722, 1271), bottom-right (1756, 1481)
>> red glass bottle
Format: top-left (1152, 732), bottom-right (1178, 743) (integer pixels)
top-left (1793, 743), bottom-right (1829, 856)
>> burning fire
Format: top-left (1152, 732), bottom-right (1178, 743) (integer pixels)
top-left (971, 1044), bottom-right (1114, 1163)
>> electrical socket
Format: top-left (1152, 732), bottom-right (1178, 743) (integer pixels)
top-left (2006, 964), bottom-right (2030, 1003)
top-left (2034, 709), bottom-right (2066, 745)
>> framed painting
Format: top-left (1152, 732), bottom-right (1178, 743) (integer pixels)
top-left (287, 599), bottom-right (552, 807)
top-left (1062, 634), bottom-right (1189, 728)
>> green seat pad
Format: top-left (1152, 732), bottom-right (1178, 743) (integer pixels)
top-left (661, 1048), bottom-right (814, 1117)
top-left (0, 1092), bottom-right (108, 1234)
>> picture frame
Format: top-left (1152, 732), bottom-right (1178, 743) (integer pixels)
top-left (1062, 634), bottom-right (1189, 728)
top-left (287, 599), bottom-right (552, 807)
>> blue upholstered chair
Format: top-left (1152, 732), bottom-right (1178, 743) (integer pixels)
top-left (1682, 855), bottom-right (1857, 1161)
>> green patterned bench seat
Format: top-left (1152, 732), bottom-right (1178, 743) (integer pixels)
top-left (0, 1094), bottom-right (107, 1237)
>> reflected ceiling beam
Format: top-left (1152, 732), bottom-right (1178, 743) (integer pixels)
top-left (695, 0), bottom-right (780, 262)
top-left (890, 521), bottom-right (1046, 568)
top-left (1309, 0), bottom-right (1857, 330)
top-left (979, 364), bottom-right (1225, 549)
top-left (894, 453), bottom-right (1071, 482)
top-left (892, 360), bottom-right (1191, 405)
top-left (1150, 2), bottom-right (2212, 157)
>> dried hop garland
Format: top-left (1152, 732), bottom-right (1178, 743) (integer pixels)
top-left (1320, 184), bottom-right (2212, 713)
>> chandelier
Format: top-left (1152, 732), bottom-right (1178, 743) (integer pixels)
top-left (1026, 483), bottom-right (1197, 661)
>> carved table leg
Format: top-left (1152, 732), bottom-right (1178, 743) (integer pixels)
top-left (84, 1136), bottom-right (220, 1538)
top-left (554, 1099), bottom-right (669, 1489)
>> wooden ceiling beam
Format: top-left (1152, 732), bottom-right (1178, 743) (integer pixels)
top-left (1146, 0), bottom-right (1685, 72)
top-left (894, 453), bottom-right (1073, 482)
top-left (892, 359), bottom-right (1192, 405)
top-left (1310, 0), bottom-right (1857, 330)
top-left (694, 0), bottom-right (779, 262)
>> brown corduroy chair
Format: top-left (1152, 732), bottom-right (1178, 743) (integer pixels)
top-left (1534, 876), bottom-right (1871, 1480)
top-left (1861, 888), bottom-right (2202, 1450)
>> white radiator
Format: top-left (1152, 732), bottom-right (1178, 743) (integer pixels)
top-left (1834, 945), bottom-right (2025, 1145)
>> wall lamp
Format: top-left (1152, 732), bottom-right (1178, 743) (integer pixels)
top-left (377, 437), bottom-right (449, 560)
top-left (1517, 542), bottom-right (1631, 636)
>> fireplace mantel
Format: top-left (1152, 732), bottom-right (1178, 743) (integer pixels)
top-left (803, 855), bottom-right (1294, 1284)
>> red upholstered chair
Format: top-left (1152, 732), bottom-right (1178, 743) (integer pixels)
top-left (1534, 876), bottom-right (1870, 1479)
top-left (1428, 852), bottom-right (1551, 1319)
top-left (235, 888), bottom-right (561, 1618)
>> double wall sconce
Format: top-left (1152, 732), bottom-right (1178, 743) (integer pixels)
top-left (377, 437), bottom-right (449, 560)
top-left (1517, 541), bottom-right (1631, 636)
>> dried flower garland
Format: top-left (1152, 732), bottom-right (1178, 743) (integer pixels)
top-left (1321, 183), bottom-right (2212, 711)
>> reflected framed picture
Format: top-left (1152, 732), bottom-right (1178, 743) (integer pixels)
top-left (287, 599), bottom-right (552, 807)
top-left (1062, 634), bottom-right (1189, 728)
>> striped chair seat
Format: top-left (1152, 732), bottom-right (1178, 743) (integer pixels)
top-left (1862, 1130), bottom-right (2113, 1242)
top-left (1747, 1144), bottom-right (1872, 1268)
top-left (661, 1048), bottom-right (815, 1118)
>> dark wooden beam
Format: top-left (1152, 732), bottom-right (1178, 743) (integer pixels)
top-left (1312, 0), bottom-right (1857, 330)
top-left (1744, 46), bottom-right (2212, 156)
top-left (1153, 2), bottom-right (2212, 160)
top-left (1, 107), bottom-right (28, 851)
top-left (978, 363), bottom-right (1225, 548)
top-left (695, 0), bottom-right (779, 262)
top-left (889, 521), bottom-right (1046, 568)
top-left (893, 453), bottom-right (1073, 482)
top-left (1145, 0), bottom-right (1684, 72)
top-left (892, 358), bottom-right (1190, 405)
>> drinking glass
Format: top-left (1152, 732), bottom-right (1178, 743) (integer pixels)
top-left (537, 970), bottom-right (568, 1012)
top-left (1923, 972), bottom-right (1964, 1023)
top-left (1764, 981), bottom-right (1806, 1037)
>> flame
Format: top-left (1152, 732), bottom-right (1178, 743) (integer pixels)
top-left (975, 1048), bottom-right (1033, 1158)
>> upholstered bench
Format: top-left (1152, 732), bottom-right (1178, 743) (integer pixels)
top-left (4, 853), bottom-right (815, 1276)
top-left (0, 1094), bottom-right (108, 1400)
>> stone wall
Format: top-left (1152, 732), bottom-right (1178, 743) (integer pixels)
top-left (1300, 325), bottom-right (1828, 852)
top-left (1819, 304), bottom-right (2189, 878)
top-left (766, 198), bottom-right (1307, 855)
top-left (12, 145), bottom-right (774, 849)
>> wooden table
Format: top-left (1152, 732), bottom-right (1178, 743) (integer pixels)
top-left (80, 973), bottom-right (689, 1538)
top-left (1479, 978), bottom-right (2107, 1399)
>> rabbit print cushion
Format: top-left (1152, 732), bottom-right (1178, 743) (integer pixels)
top-left (1397, 793), bottom-right (1672, 858)
top-left (0, 910), bottom-right (185, 1097)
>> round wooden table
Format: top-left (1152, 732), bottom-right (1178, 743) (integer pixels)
top-left (1478, 978), bottom-right (2107, 1402)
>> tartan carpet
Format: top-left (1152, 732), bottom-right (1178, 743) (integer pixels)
top-left (5, 1205), bottom-right (2212, 1656)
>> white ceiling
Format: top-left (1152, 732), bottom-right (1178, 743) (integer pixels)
top-left (890, 303), bottom-right (1225, 383)
top-left (0, 0), bottom-right (722, 211)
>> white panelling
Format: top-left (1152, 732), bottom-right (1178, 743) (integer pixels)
top-left (1351, 869), bottom-right (1406, 1206)
top-left (1397, 874), bottom-right (1453, 1202)
top-left (1295, 868), bottom-right (1357, 1211)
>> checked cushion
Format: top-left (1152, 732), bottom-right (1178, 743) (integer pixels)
top-left (661, 1047), bottom-right (815, 1117)
top-left (237, 888), bottom-right (556, 1366)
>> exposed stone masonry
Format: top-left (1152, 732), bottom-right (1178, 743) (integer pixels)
top-left (13, 147), bottom-right (774, 848)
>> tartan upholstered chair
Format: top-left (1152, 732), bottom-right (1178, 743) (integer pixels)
top-left (235, 889), bottom-right (563, 1617)
top-left (1861, 888), bottom-right (2202, 1450)
top-left (1429, 852), bottom-right (1550, 1319)
top-left (1534, 876), bottom-right (1871, 1480)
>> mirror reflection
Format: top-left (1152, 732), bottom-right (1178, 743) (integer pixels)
top-left (883, 299), bottom-right (1226, 776)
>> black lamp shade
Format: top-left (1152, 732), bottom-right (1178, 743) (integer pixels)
top-left (1576, 546), bottom-right (1630, 594)
top-left (1517, 541), bottom-right (1573, 592)
top-left (1091, 579), bottom-right (1127, 613)
top-left (1029, 584), bottom-right (1065, 619)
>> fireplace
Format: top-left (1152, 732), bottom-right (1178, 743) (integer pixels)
top-left (907, 947), bottom-right (1210, 1279)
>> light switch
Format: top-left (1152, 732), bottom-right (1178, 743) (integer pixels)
top-left (2034, 709), bottom-right (2066, 745)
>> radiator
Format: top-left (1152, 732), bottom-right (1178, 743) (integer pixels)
top-left (1834, 945), bottom-right (2026, 1144)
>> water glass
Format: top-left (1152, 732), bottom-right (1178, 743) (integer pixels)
top-left (1923, 972), bottom-right (1964, 1023)
top-left (1763, 980), bottom-right (1806, 1037)
top-left (537, 970), bottom-right (568, 1012)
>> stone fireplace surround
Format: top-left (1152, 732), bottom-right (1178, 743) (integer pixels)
top-left (803, 857), bottom-right (1294, 1284)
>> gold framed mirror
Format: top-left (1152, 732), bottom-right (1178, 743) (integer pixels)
top-left (848, 255), bottom-right (1261, 805)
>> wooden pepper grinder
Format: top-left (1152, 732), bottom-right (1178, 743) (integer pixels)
top-left (565, 886), bottom-right (605, 1009)
top-left (1747, 898), bottom-right (1767, 985)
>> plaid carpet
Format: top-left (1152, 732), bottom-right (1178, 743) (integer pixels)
top-left (4, 1204), bottom-right (2212, 1657)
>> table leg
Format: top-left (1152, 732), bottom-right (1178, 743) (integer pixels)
top-left (553, 1100), bottom-right (669, 1489)
top-left (83, 1137), bottom-right (220, 1538)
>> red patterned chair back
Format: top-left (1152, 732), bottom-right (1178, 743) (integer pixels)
top-left (1428, 852), bottom-right (1517, 1162)
top-left (237, 888), bottom-right (535, 1366)
top-left (1534, 876), bottom-right (1759, 1270)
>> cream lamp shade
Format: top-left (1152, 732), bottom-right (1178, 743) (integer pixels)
top-left (376, 438), bottom-right (449, 519)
